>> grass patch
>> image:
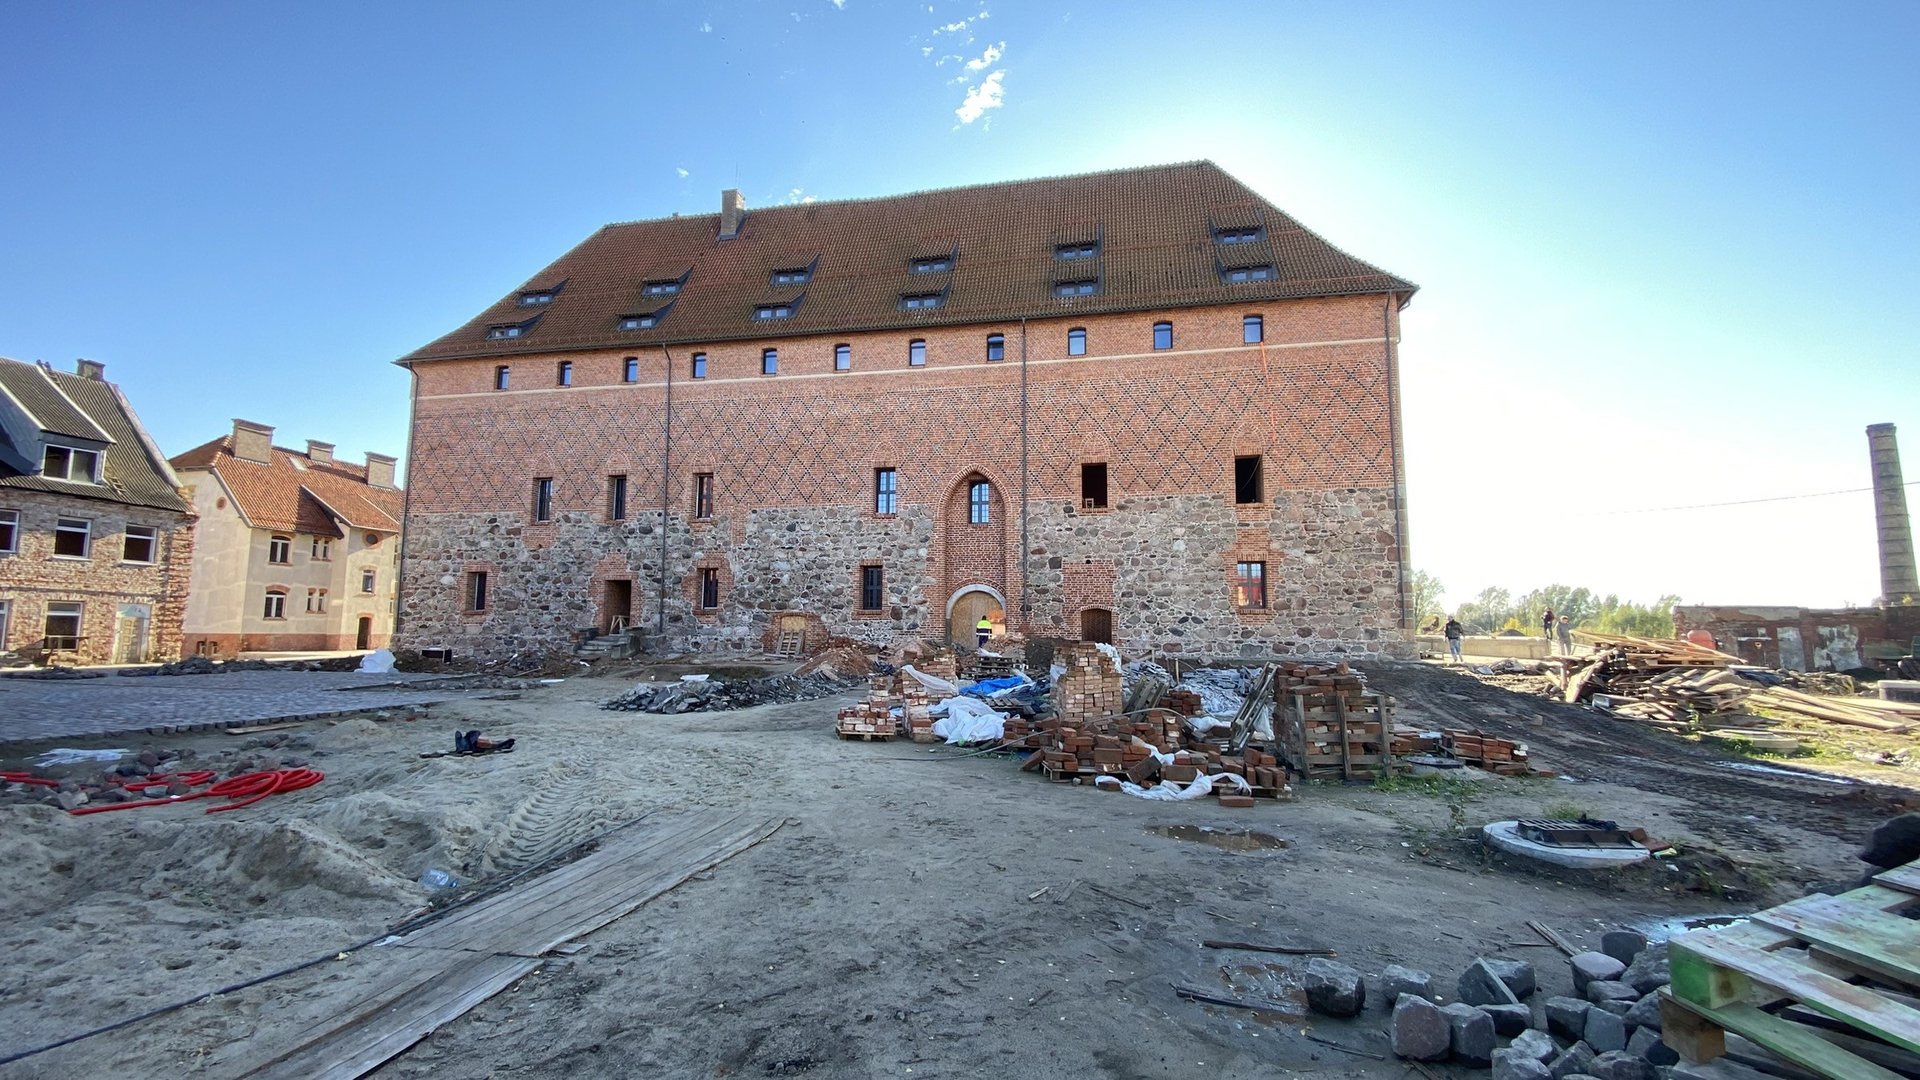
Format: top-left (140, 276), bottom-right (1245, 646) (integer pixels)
top-left (1541, 800), bottom-right (1587, 821)
top-left (1371, 773), bottom-right (1486, 801)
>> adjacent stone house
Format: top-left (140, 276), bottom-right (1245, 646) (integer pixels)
top-left (397, 161), bottom-right (1416, 660)
top-left (0, 357), bottom-right (194, 665)
top-left (170, 421), bottom-right (402, 654)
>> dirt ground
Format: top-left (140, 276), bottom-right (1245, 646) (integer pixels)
top-left (2, 658), bottom-right (1912, 1079)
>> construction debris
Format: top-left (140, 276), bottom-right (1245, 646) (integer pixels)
top-left (603, 670), bottom-right (860, 713)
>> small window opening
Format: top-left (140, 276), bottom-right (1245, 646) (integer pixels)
top-left (1243, 315), bottom-right (1264, 344)
top-left (875, 468), bottom-right (897, 515)
top-left (691, 353), bottom-right (708, 379)
top-left (968, 481), bottom-right (991, 524)
top-left (694, 472), bottom-right (714, 519)
top-left (467, 571), bottom-right (489, 612)
top-left (985, 334), bottom-right (1005, 361)
top-left (1223, 265), bottom-right (1274, 283)
top-left (910, 256), bottom-right (953, 274)
top-left (1054, 280), bottom-right (1098, 297)
top-left (1081, 463), bottom-right (1108, 510)
top-left (835, 343), bottom-right (852, 371)
top-left (1067, 328), bottom-right (1087, 356)
top-left (533, 477), bottom-right (554, 522)
top-left (761, 348), bottom-right (778, 375)
top-left (556, 360), bottom-right (573, 386)
top-left (1152, 322), bottom-right (1173, 350)
top-left (698, 568), bottom-right (720, 610)
top-left (908, 339), bottom-right (926, 367)
top-left (1235, 562), bottom-right (1268, 608)
top-left (494, 365), bottom-right (510, 390)
top-left (608, 474), bottom-right (628, 521)
top-left (1216, 227), bottom-right (1263, 245)
top-left (1234, 455), bottom-right (1264, 505)
top-left (1055, 242), bottom-right (1098, 260)
top-left (859, 565), bottom-right (884, 611)
top-left (623, 357), bottom-right (639, 382)
top-left (900, 293), bottom-right (943, 310)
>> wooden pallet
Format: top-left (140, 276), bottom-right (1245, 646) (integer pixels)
top-left (834, 729), bottom-right (895, 741)
top-left (1660, 863), bottom-right (1920, 1079)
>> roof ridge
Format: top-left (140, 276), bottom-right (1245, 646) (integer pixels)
top-left (599, 159), bottom-right (1222, 231)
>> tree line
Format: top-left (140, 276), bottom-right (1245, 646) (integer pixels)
top-left (1408, 571), bottom-right (1679, 638)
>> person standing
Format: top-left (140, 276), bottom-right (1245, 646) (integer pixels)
top-left (976, 614), bottom-right (993, 648)
top-left (1556, 615), bottom-right (1574, 655)
top-left (1444, 616), bottom-right (1464, 664)
top-left (1542, 608), bottom-right (1556, 649)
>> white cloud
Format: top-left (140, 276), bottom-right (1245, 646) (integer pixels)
top-left (935, 19), bottom-right (970, 33)
top-left (830, 0), bottom-right (846, 7)
top-left (676, 167), bottom-right (690, 179)
top-left (964, 41), bottom-right (1003, 72)
top-left (699, 20), bottom-right (712, 32)
top-left (785, 188), bottom-right (817, 204)
top-left (954, 69), bottom-right (1005, 125)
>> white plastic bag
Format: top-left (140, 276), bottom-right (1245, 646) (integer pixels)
top-left (1093, 771), bottom-right (1253, 801)
top-left (1094, 642), bottom-right (1124, 672)
top-left (901, 664), bottom-right (960, 697)
top-left (357, 648), bottom-right (397, 674)
top-left (931, 696), bottom-right (1006, 744)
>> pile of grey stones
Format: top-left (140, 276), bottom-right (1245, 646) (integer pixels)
top-left (1299, 929), bottom-right (1679, 1080)
top-left (601, 671), bottom-right (859, 714)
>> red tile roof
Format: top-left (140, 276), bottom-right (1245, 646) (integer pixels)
top-left (170, 438), bottom-right (403, 535)
top-left (399, 161), bottom-right (1414, 364)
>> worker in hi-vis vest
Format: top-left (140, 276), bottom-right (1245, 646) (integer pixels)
top-left (976, 615), bottom-right (993, 647)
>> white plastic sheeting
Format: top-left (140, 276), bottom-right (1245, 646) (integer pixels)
top-left (1092, 772), bottom-right (1254, 801)
top-left (1094, 642), bottom-right (1124, 672)
top-left (357, 648), bottom-right (397, 674)
top-left (901, 664), bottom-right (960, 697)
top-left (931, 696), bottom-right (1007, 744)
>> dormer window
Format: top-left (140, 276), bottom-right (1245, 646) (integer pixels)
top-left (1222, 265), bottom-right (1275, 283)
top-left (1055, 243), bottom-right (1099, 260)
top-left (1054, 280), bottom-right (1098, 297)
top-left (42, 445), bottom-right (100, 483)
top-left (518, 289), bottom-right (556, 306)
top-left (618, 312), bottom-right (661, 330)
top-left (770, 266), bottom-right (813, 286)
top-left (910, 256), bottom-right (953, 274)
top-left (486, 314), bottom-right (540, 341)
top-left (1215, 227), bottom-right (1263, 245)
top-left (754, 303), bottom-right (795, 320)
top-left (900, 292), bottom-right (944, 311)
top-left (642, 279), bottom-right (682, 297)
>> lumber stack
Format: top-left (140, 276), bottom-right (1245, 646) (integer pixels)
top-left (1274, 682), bottom-right (1405, 781)
top-left (1746, 687), bottom-right (1920, 733)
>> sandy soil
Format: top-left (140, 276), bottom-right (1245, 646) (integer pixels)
top-left (2, 659), bottom-right (1911, 1079)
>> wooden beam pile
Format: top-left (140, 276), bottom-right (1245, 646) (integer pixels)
top-left (1745, 687), bottom-right (1920, 733)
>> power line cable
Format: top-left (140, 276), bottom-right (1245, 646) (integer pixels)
top-left (1593, 480), bottom-right (1918, 517)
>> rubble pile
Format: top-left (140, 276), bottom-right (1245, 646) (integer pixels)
top-left (834, 673), bottom-right (935, 741)
top-left (603, 670), bottom-right (859, 713)
top-left (2, 734), bottom-right (316, 811)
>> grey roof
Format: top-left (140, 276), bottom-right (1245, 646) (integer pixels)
top-left (0, 361), bottom-right (111, 442)
top-left (0, 358), bottom-right (190, 514)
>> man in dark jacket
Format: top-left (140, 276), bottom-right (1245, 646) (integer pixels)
top-left (1443, 617), bottom-right (1464, 664)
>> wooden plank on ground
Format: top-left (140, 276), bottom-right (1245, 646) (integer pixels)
top-left (1876, 864), bottom-right (1920, 897)
top-left (1659, 994), bottom-right (1904, 1080)
top-left (244, 951), bottom-right (538, 1080)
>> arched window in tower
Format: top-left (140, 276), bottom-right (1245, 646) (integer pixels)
top-left (969, 480), bottom-right (992, 524)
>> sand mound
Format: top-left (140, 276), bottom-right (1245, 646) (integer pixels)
top-left (231, 819), bottom-right (423, 906)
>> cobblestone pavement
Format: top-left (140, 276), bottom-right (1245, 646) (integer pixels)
top-left (0, 670), bottom-right (512, 742)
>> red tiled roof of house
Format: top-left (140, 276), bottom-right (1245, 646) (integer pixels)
top-left (170, 437), bottom-right (403, 535)
top-left (399, 160), bottom-right (1415, 364)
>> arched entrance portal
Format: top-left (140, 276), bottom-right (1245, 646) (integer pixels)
top-left (947, 585), bottom-right (1007, 647)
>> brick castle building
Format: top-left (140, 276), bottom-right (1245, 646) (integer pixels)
top-left (396, 162), bottom-right (1416, 660)
top-left (0, 357), bottom-right (194, 665)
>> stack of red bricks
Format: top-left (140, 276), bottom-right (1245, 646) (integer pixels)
top-left (835, 673), bottom-right (900, 739)
top-left (1164, 688), bottom-right (1205, 717)
top-left (901, 682), bottom-right (936, 743)
top-left (1053, 642), bottom-right (1123, 725)
top-left (1442, 730), bottom-right (1530, 775)
top-left (1032, 726), bottom-right (1159, 779)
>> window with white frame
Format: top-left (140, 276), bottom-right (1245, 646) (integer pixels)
top-left (312, 537), bottom-right (332, 560)
top-left (122, 525), bottom-right (157, 563)
top-left (53, 517), bottom-right (91, 558)
top-left (269, 534), bottom-right (291, 564)
top-left (306, 588), bottom-right (327, 613)
top-left (42, 445), bottom-right (100, 483)
top-left (263, 590), bottom-right (286, 619)
top-left (362, 568), bottom-right (377, 594)
top-left (43, 601), bottom-right (82, 650)
top-left (0, 509), bottom-right (16, 554)
top-left (0, 598), bottom-right (9, 649)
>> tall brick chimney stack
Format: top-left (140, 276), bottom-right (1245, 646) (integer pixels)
top-left (718, 188), bottom-right (746, 240)
top-left (74, 359), bottom-right (105, 381)
top-left (1868, 423), bottom-right (1919, 604)
top-left (232, 419), bottom-right (274, 464)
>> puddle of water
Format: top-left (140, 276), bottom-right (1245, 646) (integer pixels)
top-left (1150, 824), bottom-right (1290, 852)
top-left (1215, 961), bottom-right (1307, 1022)
top-left (1631, 914), bottom-right (1747, 943)
top-left (1714, 761), bottom-right (1855, 786)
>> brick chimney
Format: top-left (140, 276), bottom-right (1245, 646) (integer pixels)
top-left (306, 440), bottom-right (334, 465)
top-left (1868, 423), bottom-right (1919, 603)
top-left (365, 452), bottom-right (397, 490)
top-left (232, 419), bottom-right (274, 464)
top-left (719, 188), bottom-right (746, 240)
top-left (74, 358), bottom-right (105, 381)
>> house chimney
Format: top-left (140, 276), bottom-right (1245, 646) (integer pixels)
top-left (74, 358), bottom-right (105, 381)
top-left (365, 452), bottom-right (398, 490)
top-left (718, 188), bottom-right (746, 240)
top-left (232, 419), bottom-right (274, 464)
top-left (306, 440), bottom-right (334, 465)
top-left (1869, 423), bottom-right (1919, 603)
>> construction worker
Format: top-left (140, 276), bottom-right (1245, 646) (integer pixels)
top-left (976, 614), bottom-right (993, 648)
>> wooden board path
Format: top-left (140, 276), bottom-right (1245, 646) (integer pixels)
top-left (236, 811), bottom-right (786, 1079)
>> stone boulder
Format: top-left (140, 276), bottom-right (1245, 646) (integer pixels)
top-left (1587, 1049), bottom-right (1656, 1080)
top-left (1601, 930), bottom-right (1647, 966)
top-left (1549, 1040), bottom-right (1596, 1079)
top-left (1623, 992), bottom-right (1661, 1032)
top-left (1380, 963), bottom-right (1434, 1005)
top-left (1545, 996), bottom-right (1591, 1041)
top-left (1626, 1026), bottom-right (1678, 1066)
top-left (1583, 1006), bottom-right (1628, 1053)
top-left (1492, 1048), bottom-right (1553, 1080)
top-left (1302, 957), bottom-right (1366, 1017)
top-left (1460, 958), bottom-right (1523, 1006)
top-left (1443, 1002), bottom-right (1497, 1066)
top-left (1571, 951), bottom-right (1627, 993)
top-left (1391, 994), bottom-right (1450, 1061)
top-left (1621, 943), bottom-right (1670, 995)
top-left (1510, 1028), bottom-right (1557, 1063)
top-left (1484, 957), bottom-right (1539, 998)
top-left (1586, 979), bottom-right (1639, 1005)
top-left (1485, 1002), bottom-right (1533, 1036)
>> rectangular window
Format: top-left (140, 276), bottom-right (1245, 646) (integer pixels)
top-left (985, 334), bottom-right (1005, 361)
top-left (643, 279), bottom-right (681, 296)
top-left (1216, 227), bottom-right (1262, 245)
top-left (698, 568), bottom-right (719, 610)
top-left (754, 304), bottom-right (794, 320)
top-left (466, 571), bottom-right (489, 612)
top-left (487, 324), bottom-right (524, 340)
top-left (900, 293), bottom-right (943, 310)
top-left (306, 588), bottom-right (319, 613)
top-left (519, 290), bottom-right (555, 306)
top-left (1235, 562), bottom-right (1267, 608)
top-left (1152, 322), bottom-right (1173, 350)
top-left (53, 517), bottom-right (90, 558)
top-left (1054, 280), bottom-right (1097, 296)
top-left (608, 474), bottom-right (628, 521)
top-left (694, 472), bottom-right (714, 519)
top-left (263, 591), bottom-right (286, 620)
top-left (0, 509), bottom-right (17, 554)
top-left (834, 344), bottom-right (851, 371)
top-left (771, 267), bottom-right (812, 286)
top-left (269, 535), bottom-right (291, 563)
top-left (874, 468), bottom-right (897, 515)
top-left (1243, 314), bottom-right (1264, 344)
top-left (1067, 328), bottom-right (1086, 356)
top-left (910, 256), bottom-right (952, 274)
top-left (556, 360), bottom-right (572, 386)
top-left (1055, 242), bottom-right (1098, 260)
top-left (623, 357), bottom-right (640, 382)
top-left (1223, 265), bottom-right (1275, 282)
top-left (860, 565), bottom-right (884, 611)
top-left (42, 445), bottom-right (99, 483)
top-left (362, 568), bottom-right (377, 594)
top-left (533, 477), bottom-right (554, 522)
top-left (494, 366), bottom-right (510, 390)
top-left (692, 353), bottom-right (707, 379)
top-left (618, 313), bottom-right (658, 330)
top-left (908, 340), bottom-right (926, 367)
top-left (311, 537), bottom-right (332, 560)
top-left (122, 525), bottom-right (157, 563)
top-left (968, 481), bottom-right (991, 524)
top-left (44, 601), bottom-right (83, 649)
top-left (1234, 455), bottom-right (1264, 505)
top-left (0, 599), bottom-right (9, 650)
top-left (761, 348), bottom-right (778, 375)
top-left (1081, 462), bottom-right (1108, 510)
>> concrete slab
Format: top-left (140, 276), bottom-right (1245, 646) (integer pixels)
top-left (1481, 820), bottom-right (1651, 869)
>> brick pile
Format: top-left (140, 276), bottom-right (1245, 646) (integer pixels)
top-left (1441, 730), bottom-right (1530, 775)
top-left (1053, 643), bottom-right (1123, 725)
top-left (1164, 688), bottom-right (1205, 717)
top-left (836, 670), bottom-right (943, 742)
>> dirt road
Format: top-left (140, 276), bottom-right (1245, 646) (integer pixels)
top-left (2, 661), bottom-right (1905, 1078)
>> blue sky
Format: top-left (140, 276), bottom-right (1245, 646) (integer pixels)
top-left (4, 2), bottom-right (1915, 609)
